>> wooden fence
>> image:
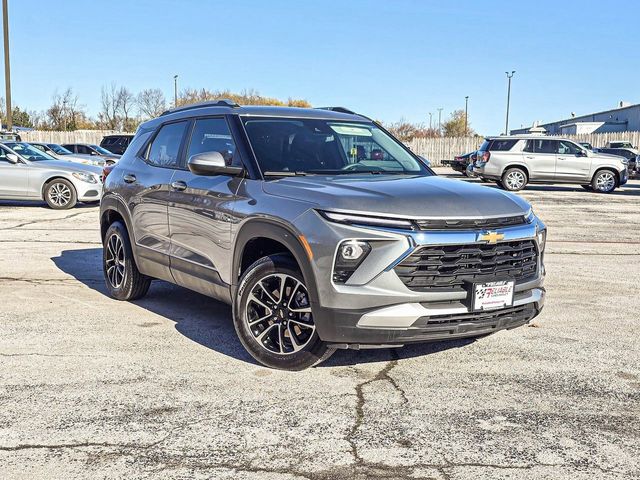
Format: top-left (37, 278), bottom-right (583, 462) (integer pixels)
top-left (16, 129), bottom-right (640, 167)
top-left (19, 130), bottom-right (127, 145)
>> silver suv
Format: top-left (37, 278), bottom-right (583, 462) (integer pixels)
top-left (100, 102), bottom-right (546, 370)
top-left (473, 136), bottom-right (628, 193)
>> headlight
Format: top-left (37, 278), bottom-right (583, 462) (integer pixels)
top-left (333, 240), bottom-right (372, 283)
top-left (537, 228), bottom-right (547, 253)
top-left (320, 210), bottom-right (413, 230)
top-left (72, 172), bottom-right (98, 184)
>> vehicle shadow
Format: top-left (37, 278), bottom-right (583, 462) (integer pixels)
top-left (52, 248), bottom-right (474, 368)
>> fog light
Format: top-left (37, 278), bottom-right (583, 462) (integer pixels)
top-left (340, 240), bottom-right (368, 260)
top-left (334, 240), bottom-right (372, 284)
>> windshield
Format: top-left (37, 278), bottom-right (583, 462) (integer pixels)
top-left (4, 142), bottom-right (57, 161)
top-left (242, 118), bottom-right (430, 175)
top-left (48, 144), bottom-right (73, 155)
top-left (91, 145), bottom-right (114, 155)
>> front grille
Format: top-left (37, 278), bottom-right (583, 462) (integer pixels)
top-left (395, 240), bottom-right (538, 291)
top-left (414, 215), bottom-right (526, 230)
top-left (416, 304), bottom-right (536, 331)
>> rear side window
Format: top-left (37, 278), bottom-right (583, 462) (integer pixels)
top-left (523, 139), bottom-right (557, 154)
top-left (146, 121), bottom-right (188, 168)
top-left (186, 118), bottom-right (238, 166)
top-left (480, 139), bottom-right (517, 152)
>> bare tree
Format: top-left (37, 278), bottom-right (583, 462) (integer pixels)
top-left (99, 83), bottom-right (122, 130)
top-left (137, 88), bottom-right (166, 119)
top-left (117, 86), bottom-right (135, 131)
top-left (46, 88), bottom-right (83, 131)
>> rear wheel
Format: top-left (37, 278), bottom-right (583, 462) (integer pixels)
top-left (103, 221), bottom-right (151, 300)
top-left (234, 254), bottom-right (334, 370)
top-left (501, 167), bottom-right (528, 191)
top-left (44, 179), bottom-right (77, 209)
top-left (591, 170), bottom-right (617, 193)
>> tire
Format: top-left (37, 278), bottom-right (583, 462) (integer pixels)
top-left (234, 254), bottom-right (334, 370)
top-left (103, 221), bottom-right (151, 301)
top-left (44, 179), bottom-right (77, 209)
top-left (591, 170), bottom-right (617, 193)
top-left (501, 167), bottom-right (528, 191)
top-left (495, 180), bottom-right (505, 188)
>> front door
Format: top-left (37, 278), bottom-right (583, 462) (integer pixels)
top-left (168, 116), bottom-right (242, 300)
top-left (0, 147), bottom-right (29, 198)
top-left (555, 140), bottom-right (591, 182)
top-left (127, 120), bottom-right (189, 281)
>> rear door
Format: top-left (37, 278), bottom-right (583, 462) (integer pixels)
top-left (168, 116), bottom-right (242, 299)
top-left (0, 147), bottom-right (29, 198)
top-left (522, 139), bottom-right (557, 180)
top-left (126, 120), bottom-right (189, 281)
top-left (555, 140), bottom-right (591, 182)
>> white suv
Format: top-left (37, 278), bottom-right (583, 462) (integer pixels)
top-left (473, 136), bottom-right (628, 193)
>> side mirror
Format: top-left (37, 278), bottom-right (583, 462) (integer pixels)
top-left (578, 150), bottom-right (588, 157)
top-left (187, 151), bottom-right (243, 176)
top-left (6, 153), bottom-right (19, 164)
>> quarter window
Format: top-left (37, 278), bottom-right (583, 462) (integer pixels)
top-left (146, 121), bottom-right (188, 167)
top-left (186, 118), bottom-right (238, 166)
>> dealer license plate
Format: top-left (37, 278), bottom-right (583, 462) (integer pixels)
top-left (473, 281), bottom-right (515, 311)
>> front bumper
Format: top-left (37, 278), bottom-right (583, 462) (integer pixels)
top-left (315, 287), bottom-right (544, 346)
top-left (294, 210), bottom-right (546, 346)
top-left (75, 181), bottom-right (103, 202)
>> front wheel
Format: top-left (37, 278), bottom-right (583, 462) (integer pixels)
top-left (591, 170), bottom-right (617, 193)
top-left (44, 179), bottom-right (77, 209)
top-left (234, 254), bottom-right (334, 370)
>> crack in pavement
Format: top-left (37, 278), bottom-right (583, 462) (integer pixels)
top-left (0, 353), bottom-right (106, 358)
top-left (0, 277), bottom-right (102, 285)
top-left (0, 211), bottom-right (95, 231)
top-left (0, 240), bottom-right (100, 244)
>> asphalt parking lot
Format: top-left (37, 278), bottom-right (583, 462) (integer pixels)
top-left (1, 170), bottom-right (639, 480)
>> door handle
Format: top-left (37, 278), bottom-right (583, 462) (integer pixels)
top-left (123, 174), bottom-right (136, 183)
top-left (557, 157), bottom-right (566, 160)
top-left (525, 156), bottom-right (534, 159)
top-left (171, 180), bottom-right (187, 191)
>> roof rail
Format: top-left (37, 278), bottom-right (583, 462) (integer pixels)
top-left (316, 106), bottom-right (358, 115)
top-left (161, 99), bottom-right (240, 116)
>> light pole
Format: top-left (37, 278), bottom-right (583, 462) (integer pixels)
top-left (437, 107), bottom-right (443, 134)
top-left (173, 75), bottom-right (178, 108)
top-left (2, 0), bottom-right (12, 130)
top-left (464, 96), bottom-right (469, 135)
top-left (505, 71), bottom-right (515, 135)
top-left (428, 112), bottom-right (432, 130)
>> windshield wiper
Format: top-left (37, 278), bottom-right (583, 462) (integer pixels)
top-left (263, 171), bottom-right (310, 177)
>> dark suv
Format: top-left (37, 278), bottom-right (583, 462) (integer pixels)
top-left (100, 134), bottom-right (135, 155)
top-left (100, 101), bottom-right (546, 370)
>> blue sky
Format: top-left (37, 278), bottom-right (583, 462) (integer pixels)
top-left (6, 0), bottom-right (640, 133)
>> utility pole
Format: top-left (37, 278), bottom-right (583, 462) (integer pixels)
top-left (428, 112), bottom-right (432, 130)
top-left (437, 107), bottom-right (443, 134)
top-left (173, 74), bottom-right (178, 108)
top-left (464, 96), bottom-right (469, 135)
top-left (505, 71), bottom-right (515, 135)
top-left (2, 0), bottom-right (12, 131)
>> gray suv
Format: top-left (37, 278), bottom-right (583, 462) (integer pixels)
top-left (100, 101), bottom-right (547, 370)
top-left (473, 136), bottom-right (628, 192)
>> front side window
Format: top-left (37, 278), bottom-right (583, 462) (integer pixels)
top-left (242, 118), bottom-right (429, 175)
top-left (558, 141), bottom-right (582, 155)
top-left (146, 121), bottom-right (188, 167)
top-left (187, 118), bottom-right (238, 166)
top-left (49, 144), bottom-right (72, 155)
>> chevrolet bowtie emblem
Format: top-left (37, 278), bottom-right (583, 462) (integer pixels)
top-left (478, 231), bottom-right (505, 244)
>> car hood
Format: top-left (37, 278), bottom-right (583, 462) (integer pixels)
top-left (263, 174), bottom-right (531, 218)
top-left (28, 159), bottom-right (103, 174)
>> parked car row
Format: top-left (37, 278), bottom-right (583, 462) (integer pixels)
top-left (445, 136), bottom-right (637, 192)
top-left (0, 140), bottom-right (103, 209)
